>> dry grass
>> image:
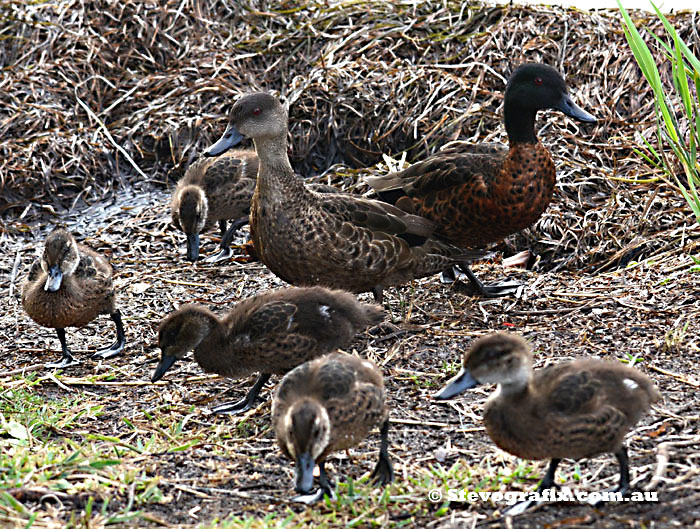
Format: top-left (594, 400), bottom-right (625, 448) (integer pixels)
top-left (1, 1), bottom-right (698, 269)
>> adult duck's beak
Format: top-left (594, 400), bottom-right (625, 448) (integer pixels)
top-left (151, 354), bottom-right (178, 383)
top-left (185, 233), bottom-right (200, 262)
top-left (434, 367), bottom-right (479, 400)
top-left (44, 265), bottom-right (63, 292)
top-left (294, 452), bottom-right (315, 493)
top-left (556, 94), bottom-right (596, 123)
top-left (205, 124), bottom-right (245, 157)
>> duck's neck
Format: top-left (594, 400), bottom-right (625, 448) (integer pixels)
top-left (253, 135), bottom-right (307, 196)
top-left (493, 367), bottom-right (532, 399)
top-left (504, 100), bottom-right (538, 144)
top-left (191, 314), bottom-right (229, 372)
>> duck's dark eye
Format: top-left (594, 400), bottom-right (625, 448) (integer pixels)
top-left (534, 77), bottom-right (543, 86)
top-left (252, 107), bottom-right (262, 116)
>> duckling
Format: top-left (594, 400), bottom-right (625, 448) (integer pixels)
top-left (151, 286), bottom-right (385, 414)
top-left (203, 92), bottom-right (486, 303)
top-left (22, 228), bottom-right (126, 368)
top-left (435, 332), bottom-right (659, 514)
top-left (272, 352), bottom-right (393, 503)
top-left (171, 149), bottom-right (257, 262)
top-left (366, 64), bottom-right (597, 296)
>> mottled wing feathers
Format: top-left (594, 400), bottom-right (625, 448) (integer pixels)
top-left (554, 405), bottom-right (629, 457)
top-left (367, 147), bottom-right (507, 197)
top-left (243, 301), bottom-right (298, 341)
top-left (185, 150), bottom-right (258, 188)
top-left (317, 193), bottom-right (435, 239)
top-left (25, 259), bottom-right (42, 284)
top-left (404, 153), bottom-right (506, 196)
top-left (547, 370), bottom-right (601, 415)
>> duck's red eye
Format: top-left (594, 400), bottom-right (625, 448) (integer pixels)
top-left (252, 108), bottom-right (262, 116)
top-left (534, 77), bottom-right (543, 86)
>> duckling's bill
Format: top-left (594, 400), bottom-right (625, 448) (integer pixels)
top-left (185, 232), bottom-right (200, 262)
top-left (205, 124), bottom-right (245, 157)
top-left (434, 367), bottom-right (479, 400)
top-left (294, 451), bottom-right (315, 494)
top-left (44, 265), bottom-right (63, 292)
top-left (151, 354), bottom-right (178, 382)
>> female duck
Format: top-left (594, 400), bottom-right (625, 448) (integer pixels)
top-left (204, 93), bottom-right (485, 303)
top-left (22, 228), bottom-right (126, 368)
top-left (436, 332), bottom-right (659, 513)
top-left (366, 64), bottom-right (596, 296)
top-left (151, 286), bottom-right (384, 414)
top-left (171, 149), bottom-right (257, 262)
top-left (272, 352), bottom-right (393, 502)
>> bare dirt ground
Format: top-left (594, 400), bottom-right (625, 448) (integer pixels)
top-left (1, 177), bottom-right (699, 528)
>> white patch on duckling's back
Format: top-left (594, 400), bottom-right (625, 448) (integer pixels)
top-left (623, 378), bottom-right (639, 391)
top-left (286, 316), bottom-right (294, 330)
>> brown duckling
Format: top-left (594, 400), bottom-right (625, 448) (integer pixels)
top-left (272, 352), bottom-right (393, 503)
top-left (203, 92), bottom-right (486, 303)
top-left (171, 149), bottom-right (257, 262)
top-left (151, 286), bottom-right (385, 414)
top-left (366, 64), bottom-right (596, 296)
top-left (22, 228), bottom-right (125, 368)
top-left (435, 332), bottom-right (659, 513)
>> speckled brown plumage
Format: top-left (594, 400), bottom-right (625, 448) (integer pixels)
top-left (171, 149), bottom-right (257, 261)
top-left (271, 352), bottom-right (392, 500)
top-left (366, 63), bottom-right (596, 249)
top-left (22, 228), bottom-right (125, 368)
top-left (436, 332), bottom-right (659, 503)
top-left (151, 286), bottom-right (385, 414)
top-left (204, 93), bottom-right (486, 302)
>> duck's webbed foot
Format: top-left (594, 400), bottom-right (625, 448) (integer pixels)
top-left (371, 420), bottom-right (394, 485)
top-left (45, 352), bottom-right (80, 369)
top-left (454, 264), bottom-right (521, 297)
top-left (92, 311), bottom-right (126, 360)
top-left (204, 247), bottom-right (233, 263)
top-left (206, 217), bottom-right (249, 263)
top-left (291, 461), bottom-right (334, 504)
top-left (46, 329), bottom-right (80, 369)
top-left (503, 458), bottom-right (561, 516)
top-left (210, 373), bottom-right (271, 415)
top-left (587, 447), bottom-right (631, 506)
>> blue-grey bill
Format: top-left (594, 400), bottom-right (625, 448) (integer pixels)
top-left (44, 265), bottom-right (63, 292)
top-left (151, 355), bottom-right (177, 383)
top-left (557, 95), bottom-right (596, 123)
top-left (434, 367), bottom-right (479, 400)
top-left (204, 124), bottom-right (245, 157)
top-left (294, 452), bottom-right (315, 493)
top-left (186, 233), bottom-right (200, 262)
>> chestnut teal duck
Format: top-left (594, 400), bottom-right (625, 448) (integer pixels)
top-left (171, 149), bottom-right (257, 262)
top-left (151, 286), bottom-right (384, 414)
top-left (366, 64), bottom-right (596, 296)
top-left (22, 228), bottom-right (125, 368)
top-left (203, 92), bottom-right (487, 303)
top-left (272, 352), bottom-right (393, 502)
top-left (435, 332), bottom-right (659, 514)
